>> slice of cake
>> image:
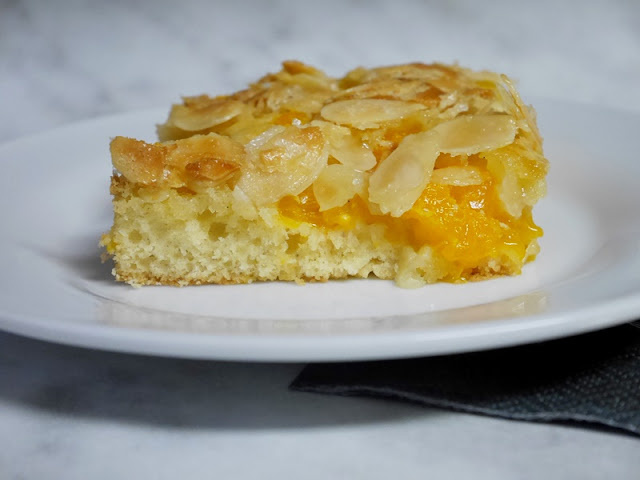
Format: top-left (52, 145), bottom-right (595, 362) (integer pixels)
top-left (101, 61), bottom-right (548, 288)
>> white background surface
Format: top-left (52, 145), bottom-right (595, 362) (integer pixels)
top-left (1, 0), bottom-right (640, 478)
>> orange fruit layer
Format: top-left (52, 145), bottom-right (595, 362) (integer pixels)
top-left (277, 160), bottom-right (542, 279)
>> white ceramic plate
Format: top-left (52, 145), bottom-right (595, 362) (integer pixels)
top-left (1, 100), bottom-right (639, 362)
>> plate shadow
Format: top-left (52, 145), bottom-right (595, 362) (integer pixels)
top-left (0, 331), bottom-right (433, 430)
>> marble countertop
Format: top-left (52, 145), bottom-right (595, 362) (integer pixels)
top-left (1, 0), bottom-right (640, 478)
top-left (1, 332), bottom-right (639, 480)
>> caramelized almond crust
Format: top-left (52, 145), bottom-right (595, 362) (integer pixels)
top-left (102, 61), bottom-right (548, 288)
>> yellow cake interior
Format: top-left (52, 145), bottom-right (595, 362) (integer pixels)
top-left (101, 61), bottom-right (548, 287)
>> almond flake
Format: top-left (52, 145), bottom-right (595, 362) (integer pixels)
top-left (321, 99), bottom-right (426, 130)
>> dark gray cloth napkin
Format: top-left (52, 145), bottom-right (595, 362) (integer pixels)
top-left (291, 323), bottom-right (640, 436)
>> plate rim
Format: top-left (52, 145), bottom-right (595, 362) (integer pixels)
top-left (1, 98), bottom-right (639, 362)
top-left (1, 290), bottom-right (639, 362)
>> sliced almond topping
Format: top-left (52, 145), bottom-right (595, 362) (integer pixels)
top-left (501, 74), bottom-right (543, 147)
top-left (185, 159), bottom-right (241, 187)
top-left (167, 133), bottom-right (246, 168)
top-left (311, 121), bottom-right (376, 171)
top-left (168, 97), bottom-right (245, 131)
top-left (110, 133), bottom-right (246, 188)
top-left (282, 60), bottom-right (324, 76)
top-left (238, 126), bottom-right (328, 205)
top-left (431, 166), bottom-right (485, 186)
top-left (368, 114), bottom-right (516, 216)
top-left (482, 142), bottom-right (547, 218)
top-left (321, 99), bottom-right (426, 130)
top-left (110, 137), bottom-right (173, 185)
top-left (313, 164), bottom-right (366, 211)
top-left (331, 134), bottom-right (376, 171)
top-left (368, 130), bottom-right (440, 217)
top-left (265, 84), bottom-right (326, 113)
top-left (245, 125), bottom-right (287, 152)
top-left (335, 79), bottom-right (439, 104)
top-left (435, 114), bottom-right (517, 155)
